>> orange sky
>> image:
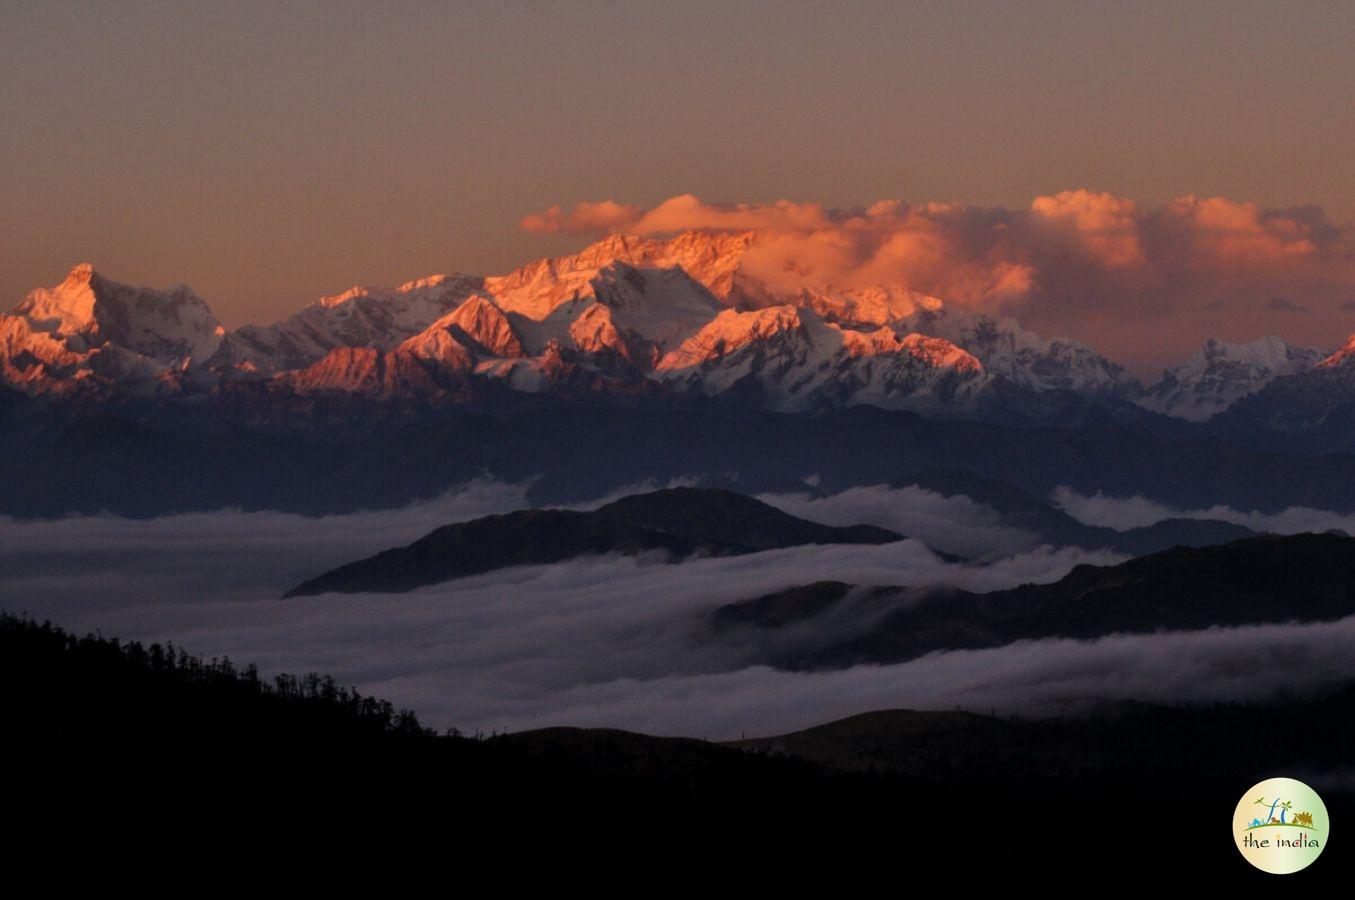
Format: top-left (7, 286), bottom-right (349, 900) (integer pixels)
top-left (3, 1), bottom-right (1354, 372)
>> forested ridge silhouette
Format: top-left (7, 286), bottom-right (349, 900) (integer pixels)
top-left (5, 611), bottom-right (1351, 884)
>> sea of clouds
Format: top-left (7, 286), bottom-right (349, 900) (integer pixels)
top-left (3, 479), bottom-right (1353, 740)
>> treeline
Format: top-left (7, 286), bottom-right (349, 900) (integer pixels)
top-left (5, 609), bottom-right (1353, 885)
top-left (1, 612), bottom-right (430, 738)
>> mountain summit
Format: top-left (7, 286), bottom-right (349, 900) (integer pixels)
top-left (1138, 336), bottom-right (1323, 421)
top-left (1, 264), bottom-right (224, 395)
top-left (0, 237), bottom-right (1128, 415)
top-left (3, 235), bottom-right (1347, 426)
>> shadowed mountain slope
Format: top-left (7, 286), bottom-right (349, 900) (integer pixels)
top-left (284, 487), bottom-right (902, 596)
top-left (894, 468), bottom-right (1257, 555)
top-left (14, 401), bottom-right (1355, 522)
top-left (8, 610), bottom-right (1353, 884)
top-left (711, 533), bottom-right (1355, 669)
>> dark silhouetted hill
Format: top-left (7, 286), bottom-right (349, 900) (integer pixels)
top-left (711, 533), bottom-right (1355, 668)
top-left (6, 611), bottom-right (1352, 884)
top-left (284, 487), bottom-right (902, 596)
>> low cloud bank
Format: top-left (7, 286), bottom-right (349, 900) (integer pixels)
top-left (1051, 487), bottom-right (1355, 536)
top-left (0, 476), bottom-right (533, 606)
top-left (758, 484), bottom-right (1040, 558)
top-left (3, 480), bottom-right (1346, 740)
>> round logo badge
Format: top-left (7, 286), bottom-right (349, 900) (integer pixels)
top-left (1233, 777), bottom-right (1329, 874)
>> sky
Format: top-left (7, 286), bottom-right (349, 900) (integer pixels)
top-left (3, 1), bottom-right (1355, 370)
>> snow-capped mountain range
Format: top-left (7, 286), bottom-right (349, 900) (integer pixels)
top-left (2, 231), bottom-right (1349, 422)
top-left (1136, 336), bottom-right (1327, 421)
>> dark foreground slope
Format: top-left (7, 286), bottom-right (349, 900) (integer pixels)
top-left (284, 487), bottom-right (902, 596)
top-left (5, 612), bottom-right (1352, 884)
top-left (713, 533), bottom-right (1355, 668)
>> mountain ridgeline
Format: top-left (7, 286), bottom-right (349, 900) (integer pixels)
top-left (7, 610), bottom-right (1355, 883)
top-left (283, 487), bottom-right (904, 597)
top-left (7, 234), bottom-right (1355, 450)
top-left (892, 469), bottom-right (1258, 556)
top-left (14, 403), bottom-right (1355, 521)
top-left (6, 233), bottom-right (1355, 523)
top-left (712, 532), bottom-right (1355, 670)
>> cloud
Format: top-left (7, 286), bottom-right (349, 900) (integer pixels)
top-left (28, 472), bottom-right (1355, 744)
top-left (437, 616), bottom-right (1355, 739)
top-left (3, 505), bottom-right (1346, 739)
top-left (1265, 296), bottom-right (1308, 313)
top-left (1050, 486), bottom-right (1355, 536)
top-left (756, 483), bottom-right (1042, 558)
top-left (0, 482), bottom-right (1141, 739)
top-left (520, 191), bottom-right (1355, 371)
top-left (520, 200), bottom-right (643, 235)
top-left (1029, 189), bottom-right (1144, 267)
top-left (0, 476), bottom-right (534, 605)
top-left (1153, 195), bottom-right (1321, 267)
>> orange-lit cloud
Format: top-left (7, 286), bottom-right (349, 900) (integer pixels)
top-left (1155, 194), bottom-right (1320, 267)
top-left (1030, 190), bottom-right (1144, 267)
top-left (520, 200), bottom-right (643, 235)
top-left (520, 192), bottom-right (1355, 371)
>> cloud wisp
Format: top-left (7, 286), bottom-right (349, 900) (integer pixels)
top-left (1051, 487), bottom-right (1355, 536)
top-left (756, 483), bottom-right (1042, 558)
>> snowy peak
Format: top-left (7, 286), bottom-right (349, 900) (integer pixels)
top-left (13, 263), bottom-right (224, 364)
top-left (831, 324), bottom-right (981, 368)
top-left (571, 230), bottom-right (755, 301)
top-left (483, 230), bottom-right (753, 321)
top-left (14, 263), bottom-right (102, 335)
top-left (795, 285), bottom-right (942, 328)
top-left (316, 273), bottom-right (481, 311)
top-left (480, 228), bottom-right (938, 346)
top-left (568, 303), bottom-right (632, 360)
top-left (1199, 335), bottom-right (1318, 370)
top-left (899, 307), bottom-right (1134, 396)
top-left (433, 295), bottom-right (524, 358)
top-left (0, 264), bottom-right (225, 395)
top-left (893, 332), bottom-right (983, 372)
top-left (656, 305), bottom-right (805, 372)
top-left (1318, 333), bottom-right (1355, 369)
top-left (1140, 336), bottom-right (1323, 421)
top-left (18, 251), bottom-right (1330, 423)
top-left (652, 304), bottom-right (988, 412)
top-left (0, 255), bottom-right (1137, 414)
top-left (590, 262), bottom-right (723, 351)
top-left (222, 273), bottom-right (484, 372)
top-left (395, 324), bottom-right (477, 370)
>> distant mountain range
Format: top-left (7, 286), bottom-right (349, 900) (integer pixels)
top-left (10, 401), bottom-right (1355, 519)
top-left (7, 232), bottom-right (1355, 518)
top-left (6, 232), bottom-right (1352, 429)
top-left (1136, 335), bottom-right (1327, 421)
